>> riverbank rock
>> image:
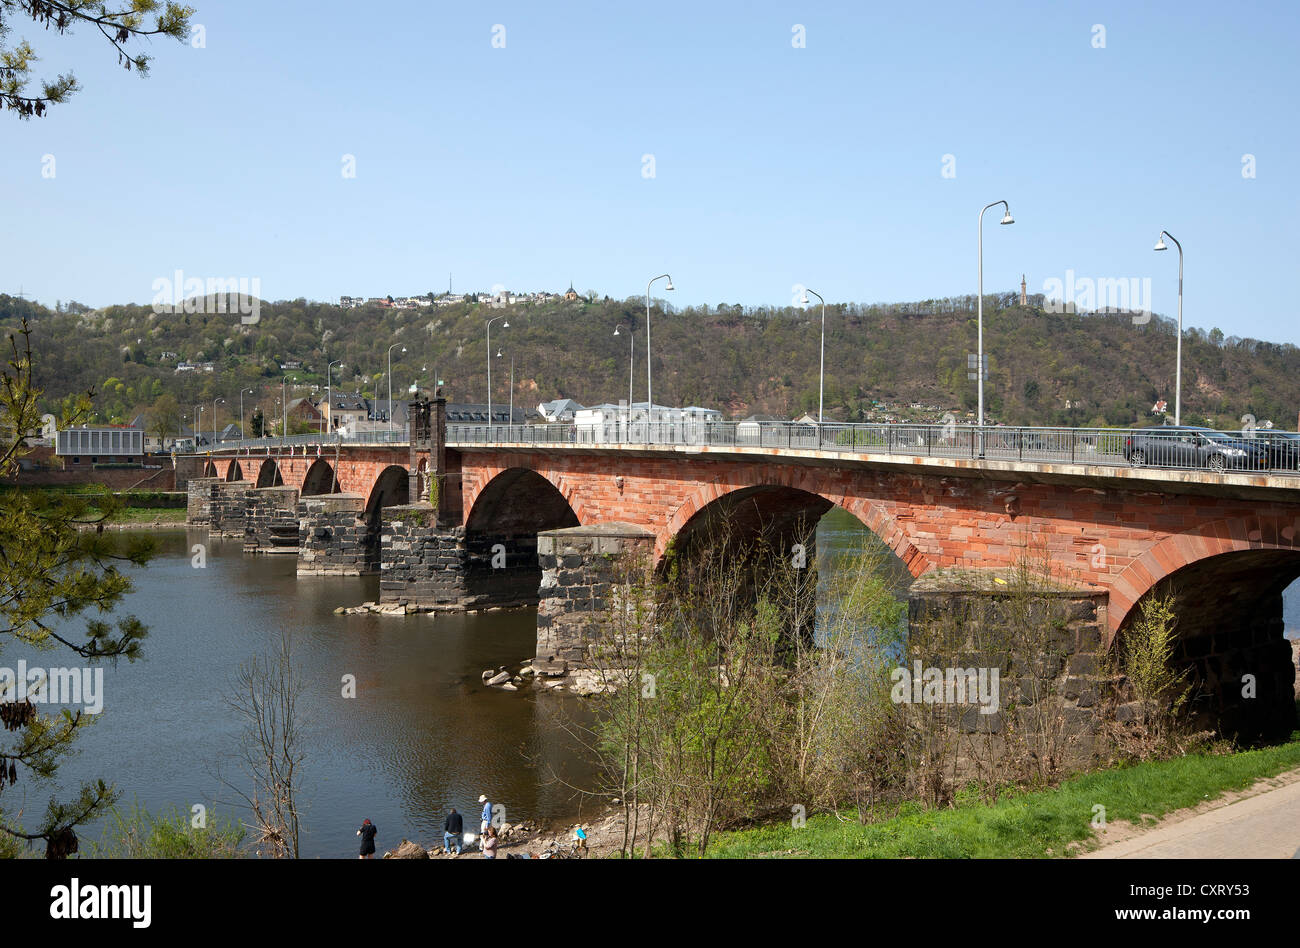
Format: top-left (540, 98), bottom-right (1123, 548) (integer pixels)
top-left (485, 670), bottom-right (511, 687)
top-left (385, 839), bottom-right (429, 859)
top-left (570, 670), bottom-right (618, 697)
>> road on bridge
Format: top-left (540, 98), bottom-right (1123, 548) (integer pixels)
top-left (1083, 767), bottom-right (1300, 858)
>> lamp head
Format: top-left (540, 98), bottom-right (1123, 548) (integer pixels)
top-left (613, 326), bottom-right (621, 336)
top-left (502, 320), bottom-right (510, 329)
top-left (1000, 212), bottom-right (1014, 225)
top-left (401, 346), bottom-right (407, 353)
top-left (799, 292), bottom-right (810, 305)
top-left (665, 280), bottom-right (674, 292)
top-left (1153, 236), bottom-right (1168, 251)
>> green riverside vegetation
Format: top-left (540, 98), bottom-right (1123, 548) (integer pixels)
top-left (705, 725), bottom-right (1300, 858)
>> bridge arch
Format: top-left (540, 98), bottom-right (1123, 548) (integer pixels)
top-left (661, 472), bottom-right (928, 575)
top-left (256, 459), bottom-right (284, 488)
top-left (301, 458), bottom-right (342, 496)
top-left (1108, 514), bottom-right (1300, 635)
top-left (225, 459), bottom-right (244, 482)
top-left (203, 460), bottom-right (218, 478)
top-left (365, 465), bottom-right (410, 520)
top-left (1110, 515), bottom-right (1300, 743)
top-left (465, 466), bottom-right (581, 538)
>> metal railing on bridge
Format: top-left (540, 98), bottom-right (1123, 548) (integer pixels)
top-left (206, 421), bottom-right (1300, 478)
top-left (212, 427), bottom-right (410, 453)
top-left (444, 421), bottom-right (1300, 477)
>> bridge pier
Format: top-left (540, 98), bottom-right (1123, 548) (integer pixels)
top-left (907, 571), bottom-right (1110, 773)
top-left (209, 480), bottom-right (253, 537)
top-left (297, 494), bottom-right (378, 575)
top-left (535, 523), bottom-right (655, 670)
top-left (244, 486), bottom-right (301, 554)
top-left (185, 476), bottom-right (220, 526)
top-left (377, 504), bottom-right (545, 611)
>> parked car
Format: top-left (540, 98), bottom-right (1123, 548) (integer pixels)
top-left (1247, 429), bottom-right (1300, 471)
top-left (1123, 426), bottom-right (1269, 472)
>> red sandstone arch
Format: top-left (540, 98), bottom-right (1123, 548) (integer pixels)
top-left (225, 459), bottom-right (244, 482)
top-left (661, 470), bottom-right (928, 572)
top-left (464, 466), bottom-right (582, 537)
top-left (1107, 513), bottom-right (1300, 637)
top-left (365, 465), bottom-right (411, 519)
top-left (203, 460), bottom-right (218, 478)
top-left (301, 458), bottom-right (342, 496)
top-left (256, 458), bottom-right (284, 488)
top-left (463, 464), bottom-right (592, 530)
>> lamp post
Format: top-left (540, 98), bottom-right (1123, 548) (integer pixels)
top-left (645, 273), bottom-right (674, 442)
top-left (327, 359), bottom-right (344, 433)
top-left (799, 288), bottom-right (827, 427)
top-left (977, 201), bottom-right (1015, 443)
top-left (495, 348), bottom-right (514, 427)
top-left (192, 405), bottom-right (203, 449)
top-left (239, 388), bottom-right (253, 439)
top-left (212, 397), bottom-right (224, 447)
top-left (387, 343), bottom-right (406, 430)
top-left (281, 374), bottom-right (296, 446)
top-left (1153, 231), bottom-right (1184, 425)
top-left (486, 314), bottom-right (509, 427)
top-left (614, 324), bottom-right (635, 441)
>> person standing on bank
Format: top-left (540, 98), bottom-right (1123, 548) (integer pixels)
top-left (483, 825), bottom-right (499, 860)
top-left (357, 819), bottom-right (378, 859)
top-left (443, 807), bottom-right (464, 856)
top-left (478, 794), bottom-right (492, 850)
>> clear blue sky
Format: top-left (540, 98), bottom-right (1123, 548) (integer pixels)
top-left (4, 0), bottom-right (1298, 342)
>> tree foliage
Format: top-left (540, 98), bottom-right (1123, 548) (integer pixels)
top-left (0, 1), bottom-right (194, 118)
top-left (0, 321), bottom-right (154, 857)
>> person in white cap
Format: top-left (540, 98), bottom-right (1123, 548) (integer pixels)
top-left (478, 794), bottom-right (492, 851)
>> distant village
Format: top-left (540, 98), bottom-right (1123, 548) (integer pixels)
top-left (339, 285), bottom-right (589, 311)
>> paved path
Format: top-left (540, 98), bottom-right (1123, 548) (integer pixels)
top-left (1084, 774), bottom-right (1300, 858)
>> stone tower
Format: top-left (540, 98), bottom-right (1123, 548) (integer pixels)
top-left (1020, 274), bottom-right (1028, 306)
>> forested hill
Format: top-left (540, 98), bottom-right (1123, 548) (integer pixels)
top-left (3, 291), bottom-right (1298, 431)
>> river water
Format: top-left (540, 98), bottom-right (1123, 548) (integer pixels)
top-left (26, 512), bottom-right (1300, 857)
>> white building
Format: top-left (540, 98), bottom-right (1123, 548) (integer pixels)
top-left (538, 398), bottom-right (584, 422)
top-left (574, 402), bottom-right (722, 443)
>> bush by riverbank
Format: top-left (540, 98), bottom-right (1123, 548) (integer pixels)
top-left (703, 728), bottom-right (1300, 858)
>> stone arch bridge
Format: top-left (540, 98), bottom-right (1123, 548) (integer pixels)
top-left (189, 414), bottom-right (1300, 743)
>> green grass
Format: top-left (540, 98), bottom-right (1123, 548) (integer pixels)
top-left (705, 733), bottom-right (1300, 858)
top-left (88, 506), bottom-right (187, 524)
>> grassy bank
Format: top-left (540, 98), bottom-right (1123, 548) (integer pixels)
top-left (86, 505), bottom-right (187, 524)
top-left (705, 731), bottom-right (1300, 858)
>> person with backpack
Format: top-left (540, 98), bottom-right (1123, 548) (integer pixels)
top-left (356, 818), bottom-right (378, 859)
top-left (443, 807), bottom-right (464, 856)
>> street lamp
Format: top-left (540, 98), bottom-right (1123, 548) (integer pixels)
top-left (1154, 231), bottom-right (1184, 425)
top-left (977, 201), bottom-right (1014, 436)
top-left (645, 273), bottom-right (674, 441)
top-left (191, 405), bottom-right (203, 449)
top-left (486, 314), bottom-right (509, 426)
top-left (326, 359), bottom-right (344, 432)
top-left (387, 343), bottom-right (406, 430)
top-left (799, 288), bottom-right (827, 427)
top-left (614, 324), bottom-right (635, 441)
top-left (496, 348), bottom-right (514, 426)
top-left (281, 374), bottom-right (296, 446)
top-left (212, 397), bottom-right (225, 448)
top-left (239, 388), bottom-right (253, 439)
